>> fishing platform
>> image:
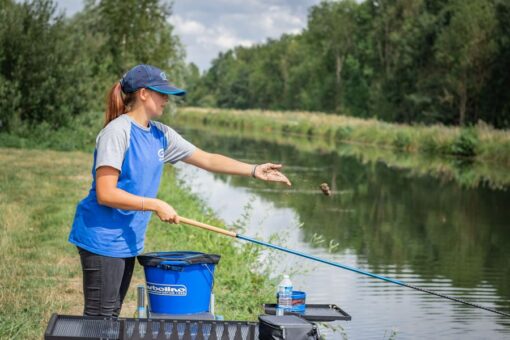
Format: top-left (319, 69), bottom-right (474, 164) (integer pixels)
top-left (44, 251), bottom-right (351, 340)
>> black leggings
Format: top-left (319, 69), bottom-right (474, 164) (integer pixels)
top-left (77, 246), bottom-right (135, 317)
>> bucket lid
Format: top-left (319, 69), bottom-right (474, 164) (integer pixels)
top-left (137, 251), bottom-right (221, 267)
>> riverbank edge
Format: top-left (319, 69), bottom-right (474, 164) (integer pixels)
top-left (174, 107), bottom-right (510, 167)
top-left (1, 109), bottom-right (508, 188)
top-left (167, 109), bottom-right (510, 190)
top-left (0, 147), bottom-right (276, 339)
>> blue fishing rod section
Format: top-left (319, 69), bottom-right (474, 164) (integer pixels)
top-left (236, 234), bottom-right (510, 318)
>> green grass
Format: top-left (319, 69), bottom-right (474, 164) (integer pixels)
top-left (0, 147), bottom-right (275, 339)
top-left (0, 111), bottom-right (102, 152)
top-left (173, 107), bottom-right (510, 167)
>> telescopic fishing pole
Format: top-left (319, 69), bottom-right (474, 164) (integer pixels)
top-left (178, 216), bottom-right (510, 318)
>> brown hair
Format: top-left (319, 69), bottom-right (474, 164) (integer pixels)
top-left (104, 82), bottom-right (138, 127)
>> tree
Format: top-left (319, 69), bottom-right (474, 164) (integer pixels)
top-left (0, 0), bottom-right (94, 130)
top-left (156, 0), bottom-right (509, 128)
top-left (88, 0), bottom-right (185, 79)
top-left (0, 0), bottom-right (187, 131)
top-left (435, 0), bottom-right (498, 125)
top-left (307, 0), bottom-right (357, 112)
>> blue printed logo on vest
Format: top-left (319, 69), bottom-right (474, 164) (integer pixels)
top-left (158, 148), bottom-right (165, 161)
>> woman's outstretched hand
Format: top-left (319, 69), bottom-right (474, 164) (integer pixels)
top-left (254, 163), bottom-right (292, 186)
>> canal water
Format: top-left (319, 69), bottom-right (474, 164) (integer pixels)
top-left (173, 126), bottom-right (510, 339)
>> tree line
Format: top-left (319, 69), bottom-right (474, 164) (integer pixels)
top-left (186, 0), bottom-right (510, 128)
top-left (1, 0), bottom-right (509, 133)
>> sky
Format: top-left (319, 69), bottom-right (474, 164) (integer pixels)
top-left (53, 0), bottom-right (321, 71)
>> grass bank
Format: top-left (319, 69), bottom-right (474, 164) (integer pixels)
top-left (174, 107), bottom-right (510, 167)
top-left (0, 147), bottom-right (275, 339)
top-left (165, 110), bottom-right (510, 190)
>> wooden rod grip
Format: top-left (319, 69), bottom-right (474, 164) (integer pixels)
top-left (179, 216), bottom-right (237, 238)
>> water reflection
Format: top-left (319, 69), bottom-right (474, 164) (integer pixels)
top-left (172, 127), bottom-right (510, 339)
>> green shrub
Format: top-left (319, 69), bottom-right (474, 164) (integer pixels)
top-left (335, 126), bottom-right (353, 140)
top-left (419, 134), bottom-right (438, 153)
top-left (323, 127), bottom-right (335, 140)
top-left (450, 128), bottom-right (479, 157)
top-left (393, 131), bottom-right (412, 150)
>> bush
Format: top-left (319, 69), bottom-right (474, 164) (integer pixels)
top-left (450, 128), bottom-right (479, 157)
top-left (393, 131), bottom-right (412, 150)
top-left (419, 134), bottom-right (437, 153)
top-left (335, 126), bottom-right (353, 140)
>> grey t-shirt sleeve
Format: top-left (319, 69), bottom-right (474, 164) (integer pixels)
top-left (153, 121), bottom-right (197, 164)
top-left (94, 119), bottom-right (130, 172)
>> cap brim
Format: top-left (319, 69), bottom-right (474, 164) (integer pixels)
top-left (147, 85), bottom-right (186, 96)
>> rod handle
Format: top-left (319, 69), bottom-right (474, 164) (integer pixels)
top-left (179, 216), bottom-right (237, 238)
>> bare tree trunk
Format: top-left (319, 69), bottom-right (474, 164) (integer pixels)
top-left (459, 95), bottom-right (466, 126)
top-left (280, 57), bottom-right (289, 107)
top-left (459, 72), bottom-right (467, 126)
top-left (335, 52), bottom-right (344, 113)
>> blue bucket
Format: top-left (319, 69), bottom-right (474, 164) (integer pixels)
top-left (137, 251), bottom-right (220, 315)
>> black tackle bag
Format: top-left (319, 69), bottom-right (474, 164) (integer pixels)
top-left (258, 315), bottom-right (320, 340)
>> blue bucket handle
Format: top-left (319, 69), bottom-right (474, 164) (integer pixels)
top-left (159, 260), bottom-right (188, 271)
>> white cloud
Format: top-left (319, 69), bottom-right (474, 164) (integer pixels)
top-left (170, 14), bottom-right (256, 69)
top-left (171, 15), bottom-right (254, 50)
top-left (172, 17), bottom-right (207, 36)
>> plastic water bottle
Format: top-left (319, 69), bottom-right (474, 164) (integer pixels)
top-left (276, 274), bottom-right (293, 316)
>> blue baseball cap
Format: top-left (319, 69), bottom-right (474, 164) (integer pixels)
top-left (119, 64), bottom-right (186, 96)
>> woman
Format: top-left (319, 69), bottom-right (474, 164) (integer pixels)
top-left (68, 64), bottom-right (292, 317)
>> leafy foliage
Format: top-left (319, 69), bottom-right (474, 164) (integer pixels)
top-left (188, 0), bottom-right (509, 128)
top-left (0, 0), bottom-right (185, 132)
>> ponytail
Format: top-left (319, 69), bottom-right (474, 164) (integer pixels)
top-left (104, 81), bottom-right (137, 127)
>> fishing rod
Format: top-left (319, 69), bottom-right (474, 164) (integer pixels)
top-left (178, 216), bottom-right (510, 318)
